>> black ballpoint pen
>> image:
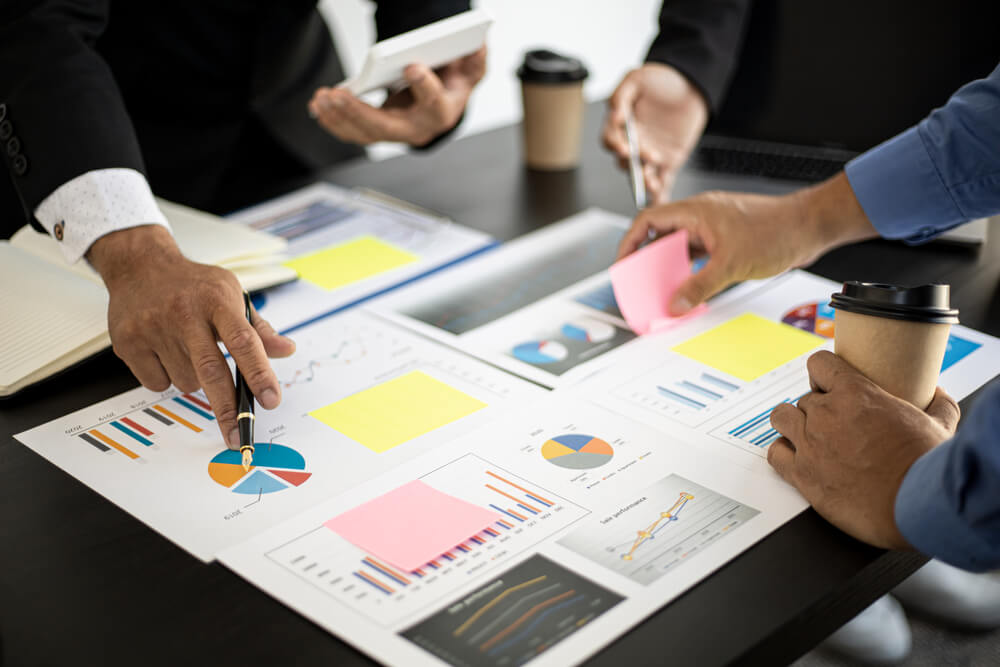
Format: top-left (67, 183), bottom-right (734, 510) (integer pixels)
top-left (235, 291), bottom-right (256, 470)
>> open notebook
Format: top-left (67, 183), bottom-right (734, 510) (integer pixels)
top-left (0, 199), bottom-right (294, 396)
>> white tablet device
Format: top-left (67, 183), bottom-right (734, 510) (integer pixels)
top-left (339, 9), bottom-right (493, 96)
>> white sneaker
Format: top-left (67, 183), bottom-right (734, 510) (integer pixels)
top-left (820, 594), bottom-right (912, 665)
top-left (894, 559), bottom-right (1000, 630)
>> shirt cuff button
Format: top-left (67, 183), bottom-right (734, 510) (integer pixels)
top-left (54, 221), bottom-right (65, 241)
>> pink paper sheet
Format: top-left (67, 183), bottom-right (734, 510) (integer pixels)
top-left (325, 480), bottom-right (501, 572)
top-left (609, 229), bottom-right (706, 335)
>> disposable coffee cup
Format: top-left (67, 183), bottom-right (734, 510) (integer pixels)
top-left (830, 282), bottom-right (959, 409)
top-left (517, 49), bottom-right (589, 170)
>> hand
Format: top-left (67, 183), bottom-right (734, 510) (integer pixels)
top-left (87, 225), bottom-right (296, 449)
top-left (602, 63), bottom-right (709, 204)
top-left (616, 172), bottom-right (880, 314)
top-left (308, 47), bottom-right (487, 146)
top-left (769, 351), bottom-right (960, 549)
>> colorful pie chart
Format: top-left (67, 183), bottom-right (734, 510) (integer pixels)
top-left (541, 434), bottom-right (614, 469)
top-left (782, 300), bottom-right (836, 338)
top-left (208, 442), bottom-right (312, 494)
top-left (561, 317), bottom-right (615, 343)
top-left (512, 340), bottom-right (569, 364)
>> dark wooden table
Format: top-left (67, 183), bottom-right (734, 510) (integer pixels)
top-left (2, 102), bottom-right (997, 666)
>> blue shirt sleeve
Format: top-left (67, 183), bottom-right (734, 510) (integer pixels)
top-left (895, 379), bottom-right (1000, 572)
top-left (845, 62), bottom-right (1000, 244)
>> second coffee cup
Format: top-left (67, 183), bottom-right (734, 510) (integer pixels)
top-left (517, 49), bottom-right (589, 170)
top-left (830, 282), bottom-right (958, 409)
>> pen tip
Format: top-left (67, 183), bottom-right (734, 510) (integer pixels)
top-left (242, 448), bottom-right (253, 471)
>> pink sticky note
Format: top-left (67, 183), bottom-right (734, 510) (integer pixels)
top-left (325, 480), bottom-right (501, 572)
top-left (609, 229), bottom-right (706, 335)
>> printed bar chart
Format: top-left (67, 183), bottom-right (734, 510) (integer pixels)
top-left (711, 382), bottom-right (811, 457)
top-left (267, 456), bottom-right (587, 625)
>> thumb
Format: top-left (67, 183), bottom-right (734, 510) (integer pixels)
top-left (405, 63), bottom-right (449, 104)
top-left (603, 74), bottom-right (640, 157)
top-left (925, 386), bottom-right (961, 433)
top-left (251, 308), bottom-right (296, 359)
top-left (668, 258), bottom-right (730, 315)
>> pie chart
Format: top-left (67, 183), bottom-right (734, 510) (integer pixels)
top-left (208, 443), bottom-right (312, 494)
top-left (541, 434), bottom-right (614, 469)
top-left (561, 317), bottom-right (615, 343)
top-left (512, 340), bottom-right (569, 364)
top-left (782, 300), bottom-right (835, 339)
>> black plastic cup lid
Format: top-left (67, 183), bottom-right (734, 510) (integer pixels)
top-left (829, 281), bottom-right (959, 324)
top-left (517, 49), bottom-right (589, 84)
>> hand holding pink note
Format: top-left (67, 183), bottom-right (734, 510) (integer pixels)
top-left (325, 480), bottom-right (501, 573)
top-left (609, 230), bottom-right (706, 335)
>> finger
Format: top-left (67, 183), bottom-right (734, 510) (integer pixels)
top-left (250, 306), bottom-right (296, 359)
top-left (186, 327), bottom-right (241, 449)
top-left (119, 348), bottom-right (171, 392)
top-left (314, 94), bottom-right (381, 144)
top-left (214, 308), bottom-right (280, 411)
top-left (767, 437), bottom-right (797, 482)
top-left (668, 257), bottom-right (730, 315)
top-left (925, 386), bottom-right (961, 432)
top-left (643, 163), bottom-right (663, 204)
top-left (158, 339), bottom-right (201, 393)
top-left (616, 215), bottom-right (655, 259)
top-left (806, 350), bottom-right (858, 393)
top-left (404, 64), bottom-right (449, 113)
top-left (795, 391), bottom-right (816, 415)
top-left (325, 89), bottom-right (413, 142)
top-left (770, 402), bottom-right (807, 446)
top-left (604, 73), bottom-right (640, 158)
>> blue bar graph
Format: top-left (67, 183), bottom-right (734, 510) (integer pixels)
top-left (701, 373), bottom-right (739, 392)
top-left (728, 393), bottom-right (808, 448)
top-left (657, 386), bottom-right (706, 410)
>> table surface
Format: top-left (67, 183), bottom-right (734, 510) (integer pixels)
top-left (2, 102), bottom-right (998, 667)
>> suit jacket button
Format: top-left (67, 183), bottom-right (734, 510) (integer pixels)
top-left (6, 137), bottom-right (20, 157)
top-left (0, 120), bottom-right (10, 141)
top-left (12, 153), bottom-right (27, 175)
top-left (0, 103), bottom-right (6, 122)
top-left (54, 221), bottom-right (65, 241)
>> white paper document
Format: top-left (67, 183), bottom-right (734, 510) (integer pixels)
top-left (229, 184), bottom-right (495, 332)
top-left (220, 393), bottom-right (806, 667)
top-left (368, 209), bottom-right (637, 387)
top-left (14, 310), bottom-right (543, 561)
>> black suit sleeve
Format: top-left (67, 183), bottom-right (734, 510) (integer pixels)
top-left (645, 0), bottom-right (752, 113)
top-left (372, 0), bottom-right (471, 41)
top-left (0, 0), bottom-right (145, 233)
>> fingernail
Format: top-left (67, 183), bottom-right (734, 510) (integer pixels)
top-left (319, 96), bottom-right (334, 111)
top-left (260, 387), bottom-right (279, 409)
top-left (307, 104), bottom-right (318, 119)
top-left (670, 296), bottom-right (693, 315)
top-left (331, 95), bottom-right (346, 108)
top-left (228, 427), bottom-right (240, 449)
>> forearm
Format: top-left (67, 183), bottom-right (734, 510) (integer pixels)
top-left (790, 171), bottom-right (880, 258)
top-left (895, 381), bottom-right (1000, 571)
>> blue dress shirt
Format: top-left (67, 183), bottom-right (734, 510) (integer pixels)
top-left (844, 62), bottom-right (1000, 571)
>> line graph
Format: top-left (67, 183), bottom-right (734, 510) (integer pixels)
top-left (402, 554), bottom-right (622, 666)
top-left (559, 474), bottom-right (759, 585)
top-left (619, 492), bottom-right (694, 562)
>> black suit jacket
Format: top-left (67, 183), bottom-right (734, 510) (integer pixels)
top-left (0, 0), bottom-right (467, 238)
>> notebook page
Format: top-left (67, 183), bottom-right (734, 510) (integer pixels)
top-left (0, 244), bottom-right (109, 391)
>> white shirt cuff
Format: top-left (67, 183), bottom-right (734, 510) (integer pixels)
top-left (33, 168), bottom-right (172, 263)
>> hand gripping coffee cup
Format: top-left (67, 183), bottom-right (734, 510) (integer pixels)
top-left (830, 282), bottom-right (959, 409)
top-left (517, 49), bottom-right (589, 170)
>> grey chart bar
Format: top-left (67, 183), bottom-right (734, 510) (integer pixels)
top-left (143, 407), bottom-right (173, 426)
top-left (79, 433), bottom-right (110, 452)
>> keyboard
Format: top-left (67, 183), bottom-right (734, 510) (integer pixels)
top-left (692, 136), bottom-right (856, 183)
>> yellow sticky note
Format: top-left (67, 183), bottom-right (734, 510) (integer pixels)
top-left (284, 236), bottom-right (418, 291)
top-left (309, 371), bottom-right (487, 453)
top-left (672, 313), bottom-right (822, 381)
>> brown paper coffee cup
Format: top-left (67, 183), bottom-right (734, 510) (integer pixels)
top-left (831, 282), bottom-right (959, 409)
top-left (517, 50), bottom-right (589, 171)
